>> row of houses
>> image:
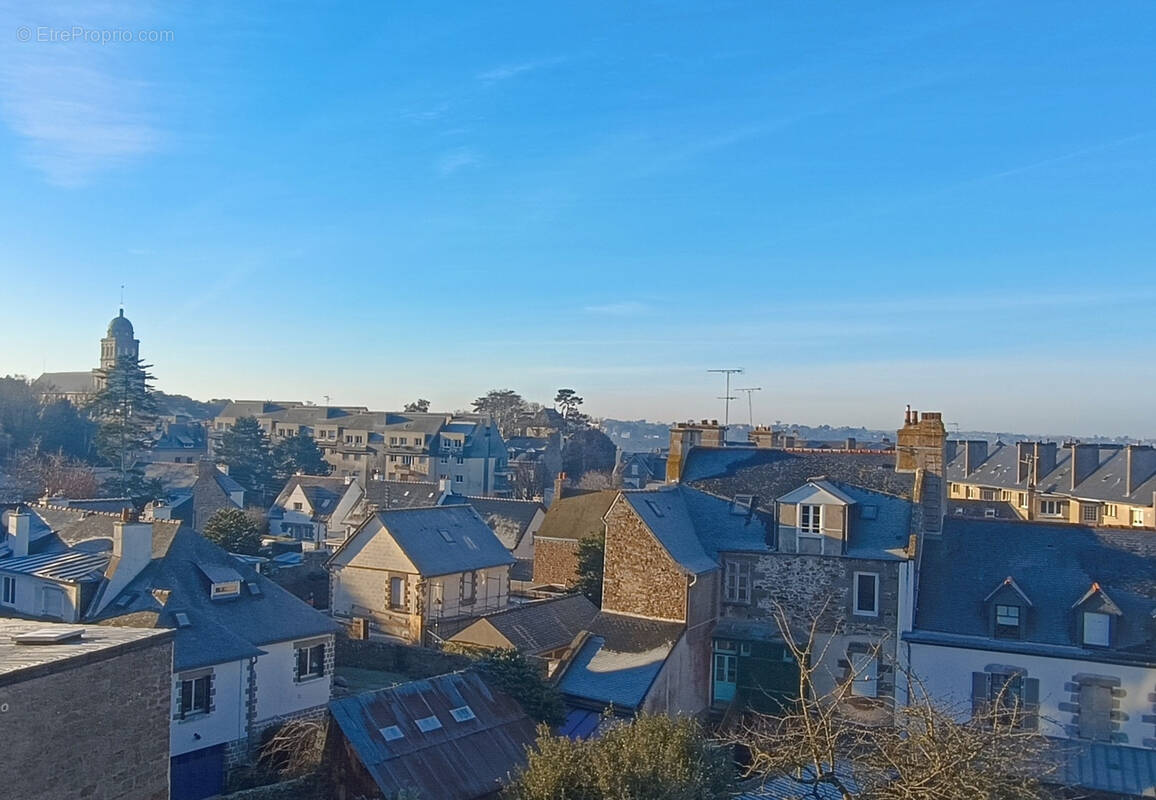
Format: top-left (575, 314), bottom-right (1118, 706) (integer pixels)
top-left (212, 401), bottom-right (511, 496)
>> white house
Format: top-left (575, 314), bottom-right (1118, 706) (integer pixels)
top-left (907, 518), bottom-right (1156, 797)
top-left (328, 504), bottom-right (515, 644)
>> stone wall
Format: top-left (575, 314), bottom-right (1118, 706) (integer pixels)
top-left (0, 636), bottom-right (173, 800)
top-left (602, 499), bottom-right (687, 621)
top-left (532, 537), bottom-right (581, 585)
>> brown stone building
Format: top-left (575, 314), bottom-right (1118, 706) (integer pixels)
top-left (0, 620), bottom-right (174, 800)
top-left (531, 488), bottom-right (616, 586)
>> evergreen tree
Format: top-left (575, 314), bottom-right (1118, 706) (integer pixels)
top-left (0, 375), bottom-right (41, 462)
top-left (87, 354), bottom-right (158, 495)
top-left (215, 416), bottom-right (276, 502)
top-left (573, 533), bottom-right (605, 606)
top-left (403, 398), bottom-right (430, 413)
top-left (202, 507), bottom-right (263, 555)
top-left (273, 433), bottom-right (332, 482)
top-left (37, 399), bottom-right (92, 459)
top-left (472, 649), bottom-right (564, 725)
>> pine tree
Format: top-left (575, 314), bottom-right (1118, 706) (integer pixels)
top-left (202, 507), bottom-right (263, 555)
top-left (215, 416), bottom-right (276, 502)
top-left (87, 354), bottom-right (158, 496)
top-left (273, 434), bottom-right (332, 482)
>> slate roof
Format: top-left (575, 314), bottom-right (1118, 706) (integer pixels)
top-left (461, 497), bottom-right (544, 550)
top-left (448, 594), bottom-right (597, 654)
top-left (93, 527), bottom-right (337, 670)
top-left (687, 447), bottom-right (915, 504)
top-left (329, 671), bottom-right (537, 800)
top-left (535, 490), bottom-right (616, 541)
top-left (362, 480), bottom-right (442, 510)
top-left (832, 483), bottom-right (913, 560)
top-left (273, 475), bottom-right (349, 521)
top-left (910, 518), bottom-right (1156, 664)
top-left (946, 441), bottom-right (1156, 505)
top-left (623, 485), bottom-right (773, 571)
top-left (557, 612), bottom-right (685, 711)
top-left (339, 506), bottom-right (516, 578)
top-left (33, 371), bottom-right (98, 395)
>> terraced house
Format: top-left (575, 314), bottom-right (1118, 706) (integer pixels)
top-left (946, 439), bottom-right (1156, 529)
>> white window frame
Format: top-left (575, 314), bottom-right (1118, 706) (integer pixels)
top-left (1, 575), bottom-right (15, 606)
top-left (1130, 509), bottom-right (1145, 527)
top-left (295, 642), bottom-right (326, 681)
top-left (1082, 612), bottom-right (1110, 647)
top-left (799, 504), bottom-right (822, 534)
top-left (178, 672), bottom-right (212, 719)
top-left (723, 560), bottom-right (751, 604)
top-left (1081, 504), bottom-right (1099, 523)
top-left (852, 572), bottom-right (879, 617)
top-left (849, 652), bottom-right (878, 698)
top-left (1040, 499), bottom-right (1063, 517)
top-left (1104, 504), bottom-right (1117, 518)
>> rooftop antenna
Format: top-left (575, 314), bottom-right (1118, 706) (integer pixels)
top-left (736, 387), bottom-right (762, 428)
top-left (708, 368), bottom-right (744, 430)
top-left (323, 394), bottom-right (331, 407)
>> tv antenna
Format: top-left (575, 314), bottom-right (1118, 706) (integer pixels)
top-left (736, 387), bottom-right (762, 427)
top-left (708, 368), bottom-right (744, 429)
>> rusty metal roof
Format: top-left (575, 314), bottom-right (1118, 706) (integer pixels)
top-left (329, 670), bottom-right (538, 800)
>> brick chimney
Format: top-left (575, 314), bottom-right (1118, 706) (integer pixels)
top-left (553, 472), bottom-right (567, 503)
top-left (896, 408), bottom-right (947, 537)
top-left (6, 507), bottom-right (31, 558)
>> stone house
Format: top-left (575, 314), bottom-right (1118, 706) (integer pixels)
top-left (945, 439), bottom-right (1156, 530)
top-left (531, 488), bottom-right (616, 586)
top-left (328, 505), bottom-right (515, 644)
top-left (142, 461), bottom-right (246, 532)
top-left (0, 621), bottom-right (174, 800)
top-left (0, 506), bottom-right (337, 800)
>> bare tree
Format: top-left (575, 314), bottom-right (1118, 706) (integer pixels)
top-left (258, 717), bottom-right (328, 778)
top-left (577, 469), bottom-right (613, 490)
top-left (731, 602), bottom-right (1056, 800)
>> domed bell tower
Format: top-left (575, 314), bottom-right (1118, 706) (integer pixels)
top-left (99, 308), bottom-right (139, 371)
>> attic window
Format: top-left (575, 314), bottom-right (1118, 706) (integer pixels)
top-left (450, 705), bottom-right (476, 722)
top-left (379, 725), bottom-right (404, 741)
top-left (438, 529), bottom-right (454, 543)
top-left (731, 495), bottom-right (754, 515)
top-left (415, 715), bottom-right (443, 733)
top-left (211, 582), bottom-right (241, 600)
top-left (860, 505), bottom-right (878, 520)
top-left (174, 612), bottom-right (191, 628)
top-left (644, 499), bottom-right (665, 517)
top-left (246, 582), bottom-right (262, 597)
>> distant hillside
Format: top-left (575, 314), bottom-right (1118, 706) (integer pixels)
top-left (156, 391), bottom-right (228, 420)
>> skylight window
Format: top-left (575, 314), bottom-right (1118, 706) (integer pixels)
top-left (644, 499), bottom-right (665, 517)
top-left (379, 725), bottom-right (404, 741)
top-left (415, 715), bottom-right (443, 733)
top-left (438, 529), bottom-right (454, 543)
top-left (450, 705), bottom-right (476, 722)
top-left (246, 581), bottom-right (262, 597)
top-left (174, 612), bottom-right (191, 628)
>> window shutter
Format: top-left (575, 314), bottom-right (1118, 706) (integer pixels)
top-left (971, 671), bottom-right (990, 718)
top-left (1022, 678), bottom-right (1040, 730)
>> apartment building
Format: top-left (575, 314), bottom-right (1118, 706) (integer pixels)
top-left (945, 440), bottom-right (1156, 529)
top-left (212, 402), bottom-right (510, 496)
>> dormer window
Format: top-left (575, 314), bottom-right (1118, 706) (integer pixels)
top-left (994, 604), bottom-right (1021, 639)
top-left (799, 504), bottom-right (821, 534)
top-left (1082, 612), bottom-right (1111, 647)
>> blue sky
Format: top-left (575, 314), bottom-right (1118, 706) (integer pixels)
top-left (1, 1), bottom-right (1154, 437)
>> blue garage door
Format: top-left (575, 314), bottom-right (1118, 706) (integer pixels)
top-left (171, 744), bottom-right (225, 800)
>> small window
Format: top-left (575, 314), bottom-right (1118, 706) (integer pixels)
top-left (449, 705), bottom-right (476, 722)
top-left (460, 571), bottom-right (477, 604)
top-left (179, 674), bottom-right (211, 718)
top-left (454, 474), bottom-right (464, 483)
top-left (849, 653), bottom-right (878, 698)
top-left (860, 504), bottom-right (878, 520)
top-left (389, 576), bottom-right (406, 610)
top-left (293, 502), bottom-right (303, 511)
top-left (1018, 492), bottom-right (1027, 509)
top-left (994, 604), bottom-right (1020, 639)
top-left (1083, 612), bottom-right (1110, 647)
top-left (174, 612), bottom-right (191, 628)
top-left (1, 576), bottom-right (15, 606)
top-left (296, 642), bottom-right (326, 681)
top-left (984, 508), bottom-right (997, 518)
top-left (380, 725), bottom-right (404, 741)
top-left (438, 529), bottom-right (454, 542)
top-left (1078, 683), bottom-right (1112, 741)
top-left (1104, 504), bottom-right (1118, 518)
top-left (415, 715), bottom-right (442, 733)
top-left (853, 573), bottom-right (878, 616)
top-left (1082, 505), bottom-right (1099, 523)
top-left (1040, 499), bottom-right (1063, 517)
top-left (455, 456), bottom-right (464, 465)
top-left (723, 560), bottom-right (751, 604)
top-left (799, 504), bottom-right (821, 534)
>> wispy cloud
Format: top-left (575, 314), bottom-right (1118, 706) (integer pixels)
top-left (583, 300), bottom-right (653, 316)
top-left (435, 148), bottom-right (480, 176)
top-left (0, 2), bottom-right (165, 186)
top-left (476, 57), bottom-right (564, 83)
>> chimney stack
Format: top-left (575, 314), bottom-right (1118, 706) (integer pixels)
top-left (896, 408), bottom-right (947, 537)
top-left (963, 440), bottom-right (989, 477)
top-left (95, 516), bottom-right (154, 615)
top-left (554, 472), bottom-right (567, 502)
top-left (1069, 443), bottom-right (1101, 491)
top-left (1125, 445), bottom-right (1156, 496)
top-left (6, 507), bottom-right (31, 558)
